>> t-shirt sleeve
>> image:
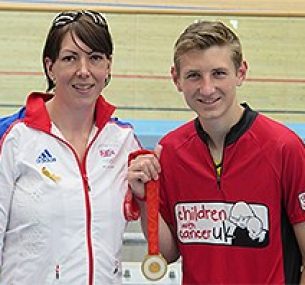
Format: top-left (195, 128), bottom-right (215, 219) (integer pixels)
top-left (281, 134), bottom-right (305, 224)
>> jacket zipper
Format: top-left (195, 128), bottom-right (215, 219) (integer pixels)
top-left (81, 170), bottom-right (94, 285)
top-left (50, 134), bottom-right (95, 285)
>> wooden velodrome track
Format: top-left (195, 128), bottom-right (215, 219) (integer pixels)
top-left (1, 0), bottom-right (305, 16)
top-left (0, 0), bottom-right (305, 122)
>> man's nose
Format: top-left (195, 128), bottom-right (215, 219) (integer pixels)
top-left (199, 76), bottom-right (216, 95)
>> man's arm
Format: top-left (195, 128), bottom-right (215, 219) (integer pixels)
top-left (293, 222), bottom-right (305, 284)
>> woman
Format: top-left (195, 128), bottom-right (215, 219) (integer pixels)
top-left (0, 10), bottom-right (140, 284)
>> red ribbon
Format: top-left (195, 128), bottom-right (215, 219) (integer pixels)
top-left (146, 179), bottom-right (160, 255)
top-left (128, 149), bottom-right (160, 255)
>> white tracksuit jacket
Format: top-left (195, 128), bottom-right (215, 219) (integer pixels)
top-left (0, 92), bottom-right (140, 285)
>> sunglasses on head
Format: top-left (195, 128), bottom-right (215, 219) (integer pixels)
top-left (52, 10), bottom-right (108, 28)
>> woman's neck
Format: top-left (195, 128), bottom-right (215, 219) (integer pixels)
top-left (46, 98), bottom-right (95, 161)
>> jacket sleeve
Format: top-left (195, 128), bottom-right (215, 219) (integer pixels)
top-left (123, 128), bottom-right (142, 221)
top-left (0, 106), bottom-right (26, 139)
top-left (0, 133), bottom-right (18, 266)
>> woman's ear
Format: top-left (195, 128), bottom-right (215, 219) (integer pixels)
top-left (104, 57), bottom-right (113, 86)
top-left (45, 57), bottom-right (54, 81)
top-left (107, 56), bottom-right (112, 74)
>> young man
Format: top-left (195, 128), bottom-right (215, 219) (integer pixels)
top-left (128, 20), bottom-right (305, 284)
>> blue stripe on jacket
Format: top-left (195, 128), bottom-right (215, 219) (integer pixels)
top-left (0, 106), bottom-right (26, 138)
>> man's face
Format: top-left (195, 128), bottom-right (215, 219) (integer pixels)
top-left (171, 46), bottom-right (246, 125)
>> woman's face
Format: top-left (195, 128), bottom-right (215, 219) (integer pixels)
top-left (45, 32), bottom-right (111, 109)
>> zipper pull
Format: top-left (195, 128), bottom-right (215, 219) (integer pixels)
top-left (83, 175), bottom-right (91, 192)
top-left (215, 162), bottom-right (222, 187)
top-left (56, 264), bottom-right (60, 279)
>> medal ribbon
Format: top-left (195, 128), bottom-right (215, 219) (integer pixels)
top-left (146, 179), bottom-right (160, 255)
top-left (128, 149), bottom-right (160, 255)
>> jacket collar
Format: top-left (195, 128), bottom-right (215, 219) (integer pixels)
top-left (24, 92), bottom-right (116, 133)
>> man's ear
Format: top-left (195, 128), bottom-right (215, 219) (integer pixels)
top-left (171, 66), bottom-right (182, 92)
top-left (236, 60), bottom-right (248, 86)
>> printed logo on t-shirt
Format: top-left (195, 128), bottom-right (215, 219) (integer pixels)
top-left (175, 201), bottom-right (269, 248)
top-left (298, 192), bottom-right (305, 210)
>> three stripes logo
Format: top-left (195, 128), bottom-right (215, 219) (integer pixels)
top-left (36, 149), bottom-right (57, 164)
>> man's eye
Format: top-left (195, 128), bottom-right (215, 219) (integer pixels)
top-left (186, 73), bottom-right (199, 79)
top-left (214, 70), bottom-right (226, 77)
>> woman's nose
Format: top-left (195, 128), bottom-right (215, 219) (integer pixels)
top-left (76, 58), bottom-right (90, 78)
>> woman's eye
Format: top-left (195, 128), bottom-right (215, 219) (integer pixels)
top-left (62, 55), bottom-right (75, 62)
top-left (90, 54), bottom-right (104, 62)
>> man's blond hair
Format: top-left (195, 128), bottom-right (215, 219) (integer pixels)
top-left (173, 20), bottom-right (243, 75)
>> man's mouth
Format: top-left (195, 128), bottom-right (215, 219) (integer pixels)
top-left (197, 97), bottom-right (220, 104)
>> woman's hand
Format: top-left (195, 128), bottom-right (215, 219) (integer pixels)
top-left (127, 145), bottom-right (162, 200)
